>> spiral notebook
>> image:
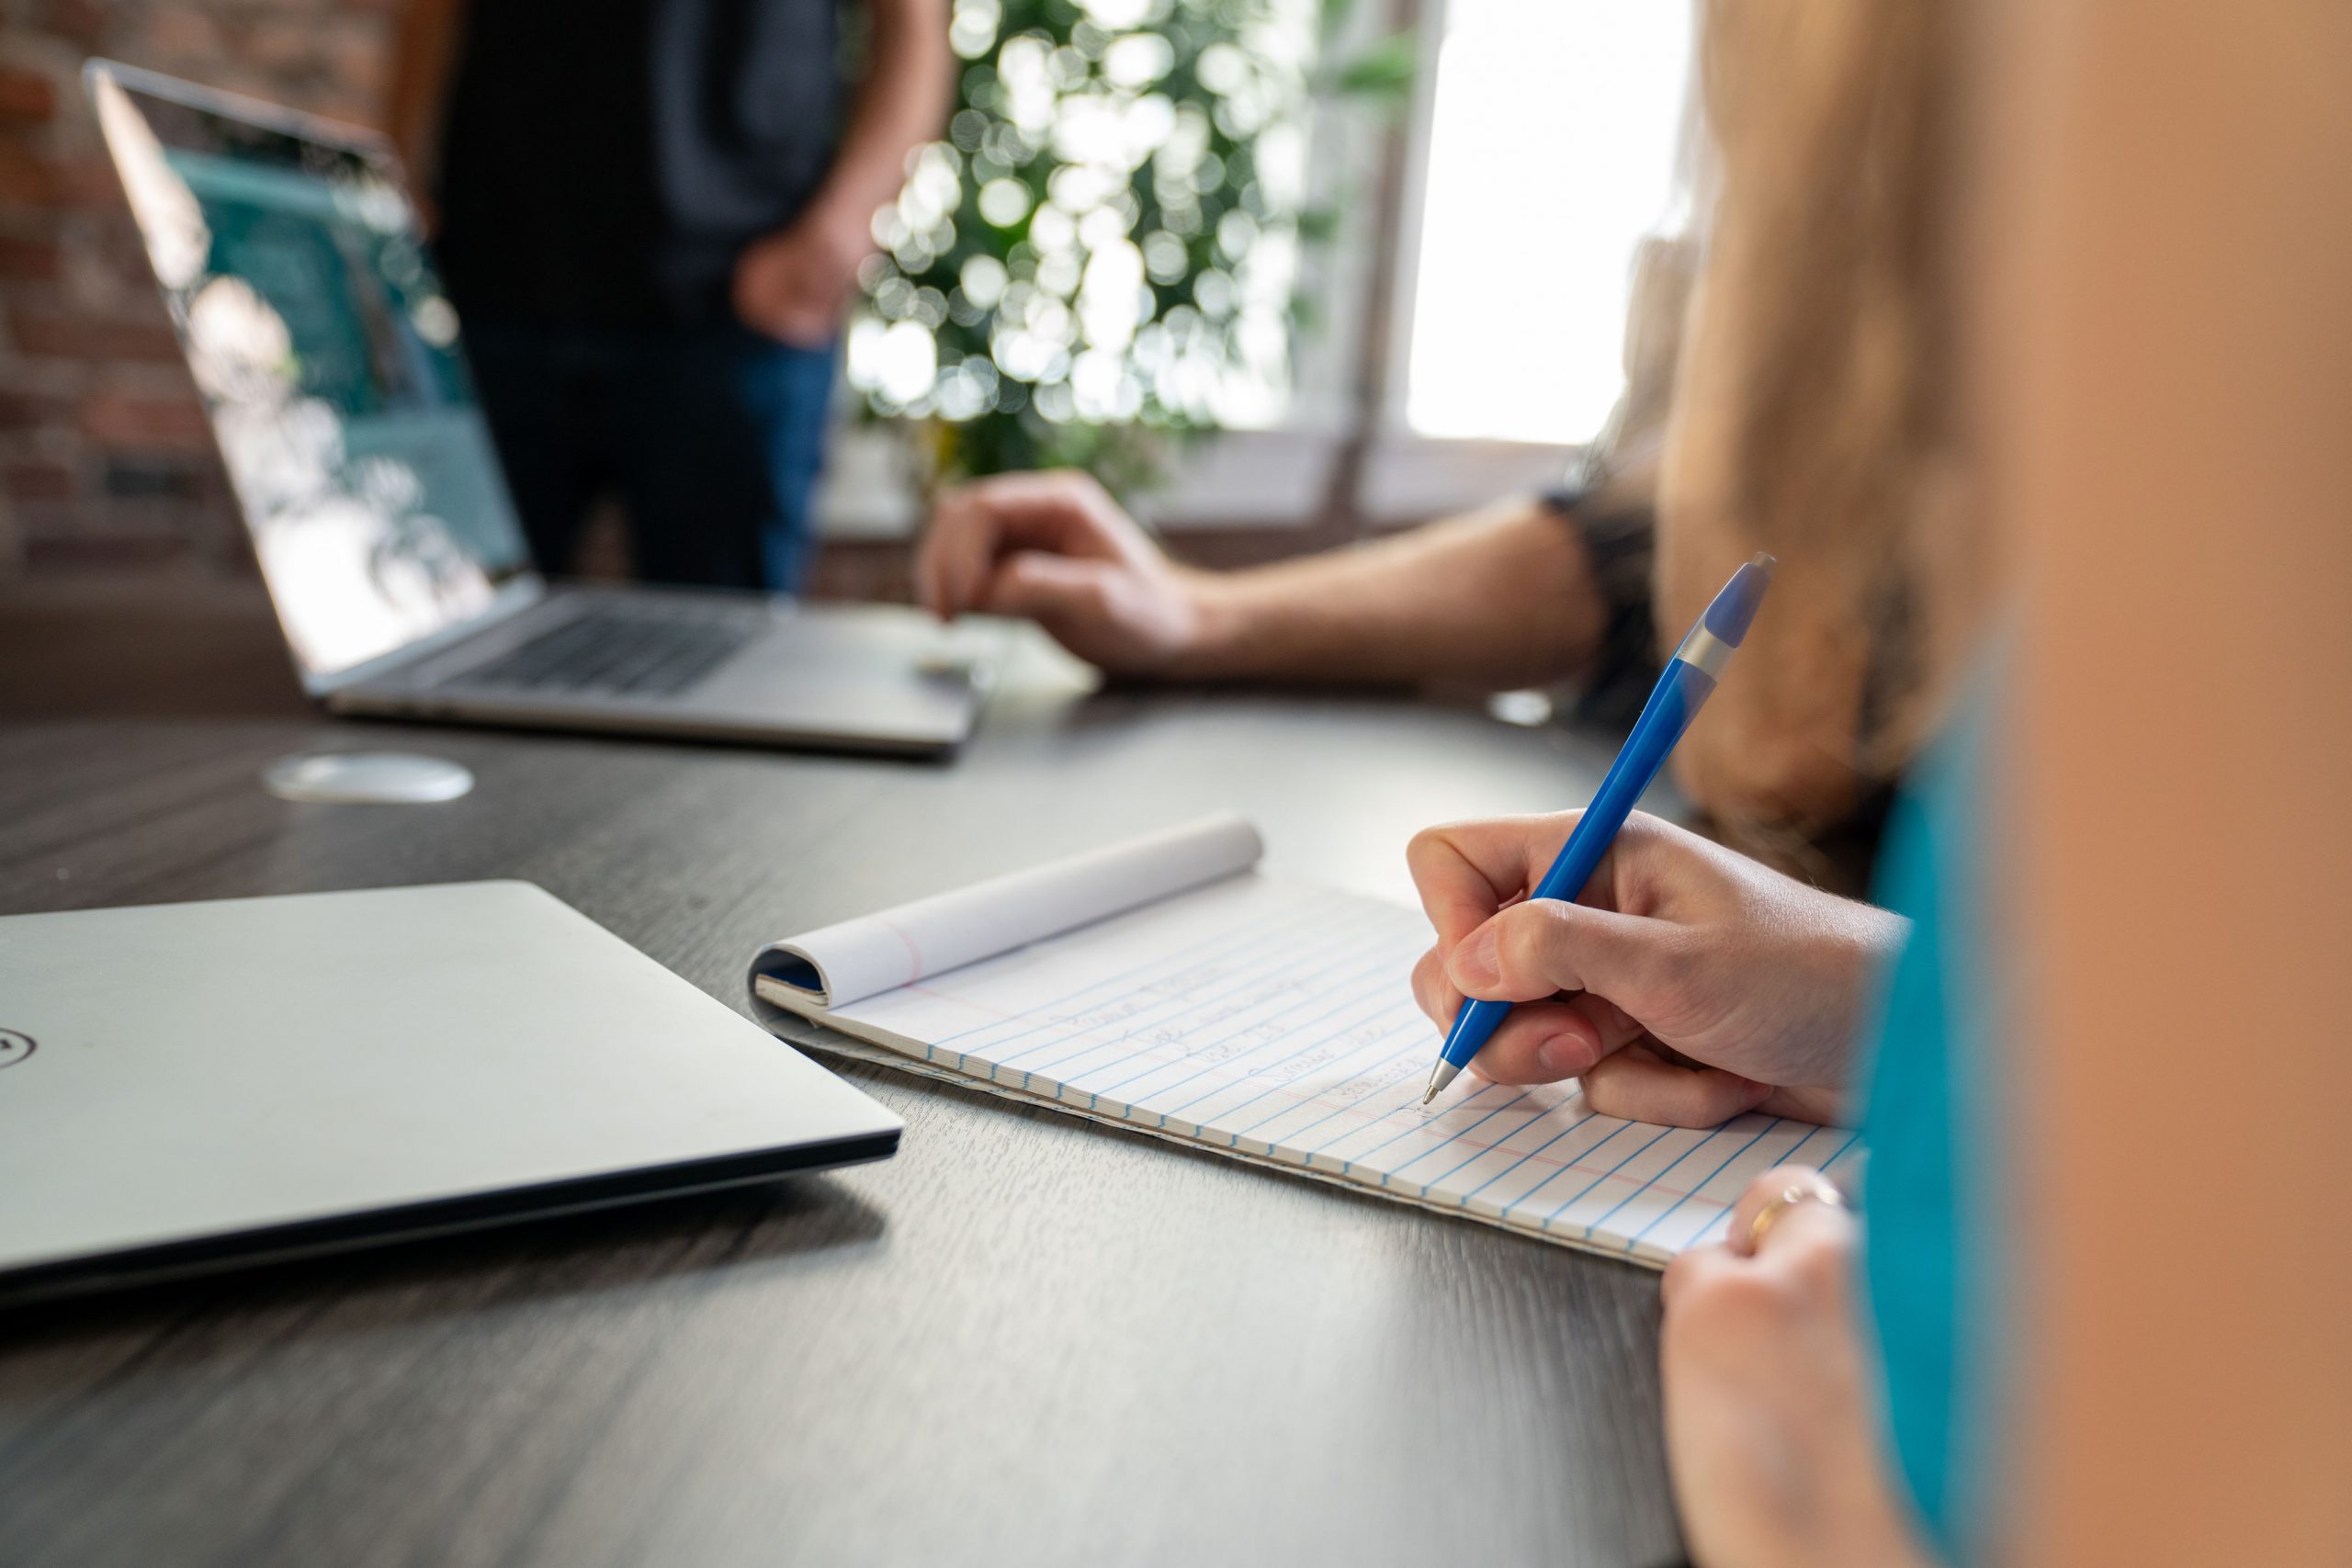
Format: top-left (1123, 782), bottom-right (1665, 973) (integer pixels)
top-left (749, 816), bottom-right (1860, 1267)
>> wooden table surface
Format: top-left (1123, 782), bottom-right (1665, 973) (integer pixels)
top-left (0, 581), bottom-right (1685, 1568)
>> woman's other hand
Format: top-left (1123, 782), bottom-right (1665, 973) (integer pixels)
top-left (1407, 811), bottom-right (1904, 1124)
top-left (1658, 1167), bottom-right (1932, 1568)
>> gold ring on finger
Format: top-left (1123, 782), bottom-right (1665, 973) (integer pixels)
top-left (1747, 1179), bottom-right (1846, 1253)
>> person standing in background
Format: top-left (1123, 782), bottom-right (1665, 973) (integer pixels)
top-left (388, 0), bottom-right (952, 592)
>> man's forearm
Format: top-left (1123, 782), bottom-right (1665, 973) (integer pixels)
top-left (385, 0), bottom-right (465, 181)
top-left (806, 0), bottom-right (956, 235)
top-left (1169, 497), bottom-right (1610, 689)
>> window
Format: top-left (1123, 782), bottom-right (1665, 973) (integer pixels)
top-left (1401, 0), bottom-right (1693, 446)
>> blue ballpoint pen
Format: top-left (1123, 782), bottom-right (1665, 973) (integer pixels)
top-left (1421, 552), bottom-right (1777, 1105)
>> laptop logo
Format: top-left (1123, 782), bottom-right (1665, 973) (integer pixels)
top-left (0, 1030), bottom-right (31, 1070)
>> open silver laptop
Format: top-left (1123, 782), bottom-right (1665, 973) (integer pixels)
top-left (87, 61), bottom-right (986, 757)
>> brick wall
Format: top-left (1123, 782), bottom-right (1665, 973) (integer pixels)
top-left (0, 0), bottom-right (397, 579)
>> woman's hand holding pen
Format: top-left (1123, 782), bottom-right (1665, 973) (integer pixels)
top-left (1406, 811), bottom-right (1905, 1126)
top-left (1408, 812), bottom-right (1927, 1564)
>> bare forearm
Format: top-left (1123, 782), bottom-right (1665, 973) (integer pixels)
top-left (1169, 497), bottom-right (1610, 688)
top-left (384, 0), bottom-right (464, 181)
top-left (808, 0), bottom-right (955, 233)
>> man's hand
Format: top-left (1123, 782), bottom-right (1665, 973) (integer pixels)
top-left (915, 470), bottom-right (1227, 674)
top-left (1406, 811), bottom-right (1905, 1124)
top-left (732, 207), bottom-right (871, 347)
top-left (1658, 1167), bottom-right (1933, 1568)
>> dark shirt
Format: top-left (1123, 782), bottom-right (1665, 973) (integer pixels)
top-left (435, 0), bottom-right (842, 327)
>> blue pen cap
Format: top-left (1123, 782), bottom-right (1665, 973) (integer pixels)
top-left (1702, 552), bottom-right (1777, 647)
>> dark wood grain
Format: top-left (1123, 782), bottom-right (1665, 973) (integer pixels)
top-left (0, 581), bottom-right (1684, 1568)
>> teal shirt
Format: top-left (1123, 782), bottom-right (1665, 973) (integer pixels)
top-left (1858, 700), bottom-right (2006, 1564)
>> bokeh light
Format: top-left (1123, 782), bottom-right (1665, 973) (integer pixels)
top-left (848, 0), bottom-right (1317, 478)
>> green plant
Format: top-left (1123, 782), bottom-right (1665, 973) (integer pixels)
top-left (847, 0), bottom-right (1411, 492)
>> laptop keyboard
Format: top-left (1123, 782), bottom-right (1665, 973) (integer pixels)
top-left (446, 607), bottom-right (762, 698)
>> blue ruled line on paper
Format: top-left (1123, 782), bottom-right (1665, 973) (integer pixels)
top-left (1208, 1019), bottom-right (1425, 1143)
top-left (986, 905), bottom-right (1385, 1082)
top-left (1621, 1119), bottom-right (1780, 1250)
top-left (1499, 1116), bottom-right (1633, 1213)
top-left (1077, 947), bottom-right (1401, 1108)
top-left (1225, 1029), bottom-right (1430, 1145)
top-left (1407, 1100), bottom-right (1557, 1196)
top-left (1447, 1100), bottom-right (1602, 1207)
top-left (1147, 985), bottom-right (1396, 1124)
top-left (1328, 1081), bottom-right (1511, 1176)
top-left (1536, 1124), bottom-right (1672, 1229)
top-left (1374, 1092), bottom-right (1534, 1188)
top-left (926, 886), bottom-right (1310, 1052)
top-left (1578, 1123), bottom-right (1728, 1243)
top-left (1026, 940), bottom-right (1392, 1099)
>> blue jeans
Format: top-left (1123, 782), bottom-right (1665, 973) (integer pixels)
top-left (464, 319), bottom-right (837, 592)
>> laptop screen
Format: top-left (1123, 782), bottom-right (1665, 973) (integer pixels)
top-left (90, 67), bottom-right (534, 682)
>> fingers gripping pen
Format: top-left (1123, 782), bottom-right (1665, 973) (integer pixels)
top-left (1422, 553), bottom-right (1776, 1104)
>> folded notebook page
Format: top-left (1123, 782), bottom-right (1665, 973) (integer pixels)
top-left (756, 813), bottom-right (1265, 1009)
top-left (751, 818), bottom-right (1860, 1267)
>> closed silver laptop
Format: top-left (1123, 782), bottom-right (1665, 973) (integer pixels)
top-left (87, 60), bottom-right (987, 757)
top-left (0, 882), bottom-right (902, 1303)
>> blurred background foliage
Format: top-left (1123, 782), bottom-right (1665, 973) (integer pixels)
top-left (846, 0), bottom-right (1414, 494)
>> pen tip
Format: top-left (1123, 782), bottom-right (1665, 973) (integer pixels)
top-left (1420, 1085), bottom-right (1437, 1106)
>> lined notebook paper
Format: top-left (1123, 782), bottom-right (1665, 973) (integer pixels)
top-left (751, 816), bottom-right (1860, 1268)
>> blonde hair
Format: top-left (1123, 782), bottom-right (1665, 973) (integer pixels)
top-left (1654, 0), bottom-right (1991, 868)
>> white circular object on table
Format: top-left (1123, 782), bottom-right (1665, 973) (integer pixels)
top-left (262, 751), bottom-right (476, 805)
